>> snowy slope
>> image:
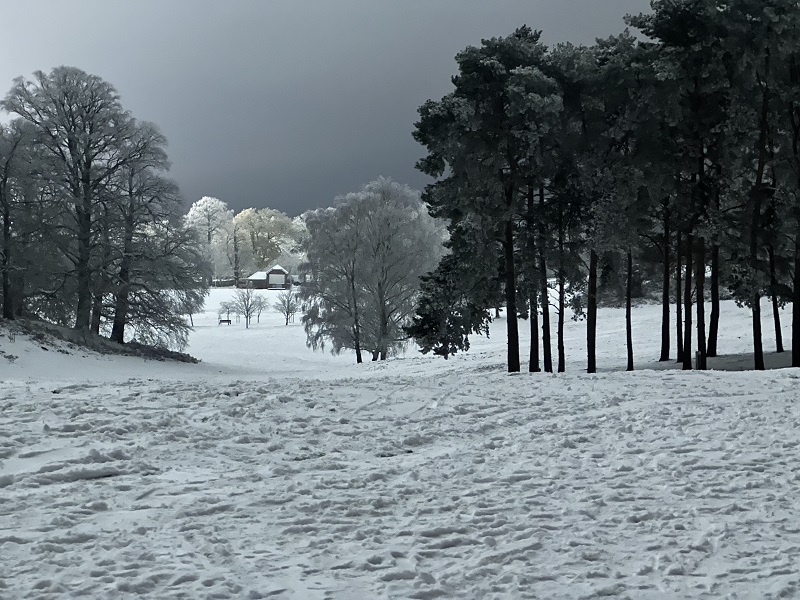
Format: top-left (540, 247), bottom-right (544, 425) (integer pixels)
top-left (1, 292), bottom-right (799, 599)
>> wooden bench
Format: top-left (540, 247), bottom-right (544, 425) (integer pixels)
top-left (218, 318), bottom-right (232, 325)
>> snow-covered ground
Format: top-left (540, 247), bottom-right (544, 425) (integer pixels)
top-left (1, 289), bottom-right (799, 599)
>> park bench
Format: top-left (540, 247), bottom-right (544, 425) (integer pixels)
top-left (218, 318), bottom-right (232, 325)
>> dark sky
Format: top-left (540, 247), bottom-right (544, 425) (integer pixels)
top-left (1, 0), bottom-right (651, 216)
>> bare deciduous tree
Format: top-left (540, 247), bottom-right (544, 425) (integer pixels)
top-left (273, 290), bottom-right (300, 325)
top-left (229, 287), bottom-right (263, 328)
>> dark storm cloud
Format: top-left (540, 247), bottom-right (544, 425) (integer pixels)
top-left (0, 0), bottom-right (651, 215)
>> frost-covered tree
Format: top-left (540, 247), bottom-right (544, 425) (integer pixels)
top-left (235, 207), bottom-right (298, 271)
top-left (185, 196), bottom-right (231, 245)
top-left (217, 217), bottom-right (243, 285)
top-left (300, 177), bottom-right (443, 362)
top-left (185, 196), bottom-right (233, 281)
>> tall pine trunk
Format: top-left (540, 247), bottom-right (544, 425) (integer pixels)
top-left (503, 218), bottom-right (520, 372)
top-left (753, 294), bottom-right (765, 370)
top-left (794, 234), bottom-right (800, 367)
top-left (587, 249), bottom-right (598, 374)
top-left (529, 293), bottom-right (540, 372)
top-left (683, 233), bottom-right (693, 370)
top-left (707, 244), bottom-right (720, 356)
top-left (750, 47), bottom-right (771, 371)
top-left (556, 200), bottom-right (565, 373)
top-left (768, 246), bottom-right (783, 353)
top-left (695, 237), bottom-right (707, 370)
top-left (790, 57), bottom-right (800, 369)
top-left (626, 248), bottom-right (634, 372)
top-left (538, 185), bottom-right (552, 373)
top-left (660, 204), bottom-right (670, 361)
top-left (557, 273), bottom-right (565, 373)
top-left (676, 231), bottom-right (683, 363)
top-left (527, 184), bottom-right (540, 373)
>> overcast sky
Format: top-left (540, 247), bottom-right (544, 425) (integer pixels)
top-left (1, 1), bottom-right (651, 215)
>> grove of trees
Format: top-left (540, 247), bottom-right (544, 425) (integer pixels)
top-left (408, 0), bottom-right (800, 373)
top-left (0, 67), bottom-right (207, 349)
top-left (184, 196), bottom-right (304, 286)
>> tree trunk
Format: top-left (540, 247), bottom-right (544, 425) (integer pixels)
top-left (503, 218), bottom-right (520, 372)
top-left (676, 231), bottom-right (683, 363)
top-left (526, 183), bottom-right (540, 373)
top-left (1, 145), bottom-right (18, 321)
top-left (529, 293), bottom-right (540, 372)
top-left (350, 275), bottom-right (363, 364)
top-left (111, 204), bottom-right (136, 344)
top-left (110, 273), bottom-right (130, 343)
top-left (380, 312), bottom-right (389, 360)
top-left (233, 231), bottom-right (240, 287)
top-left (707, 244), bottom-right (720, 356)
top-left (696, 237), bottom-right (707, 370)
top-left (538, 185), bottom-right (552, 373)
top-left (587, 249), bottom-right (598, 374)
top-left (626, 248), bottom-right (634, 372)
top-left (556, 204), bottom-right (565, 373)
top-left (74, 196), bottom-right (93, 330)
top-left (557, 272), bottom-right (565, 373)
top-left (1, 200), bottom-right (12, 320)
top-left (753, 293), bottom-right (765, 370)
top-left (683, 233), bottom-right (693, 370)
top-left (74, 173), bottom-right (95, 331)
top-left (790, 57), bottom-right (800, 369)
top-left (660, 205), bottom-right (670, 361)
top-left (793, 234), bottom-right (800, 367)
top-left (12, 270), bottom-right (24, 317)
top-left (90, 292), bottom-right (103, 335)
top-left (768, 246), bottom-right (784, 353)
top-left (750, 49), bottom-right (770, 371)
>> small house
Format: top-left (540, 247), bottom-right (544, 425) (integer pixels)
top-left (246, 265), bottom-right (291, 289)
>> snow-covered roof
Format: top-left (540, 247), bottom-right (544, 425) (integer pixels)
top-left (247, 266), bottom-right (288, 280)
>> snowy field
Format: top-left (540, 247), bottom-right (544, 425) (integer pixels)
top-left (1, 289), bottom-right (799, 599)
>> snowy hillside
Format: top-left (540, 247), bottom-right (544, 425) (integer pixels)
top-left (1, 292), bottom-right (798, 599)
